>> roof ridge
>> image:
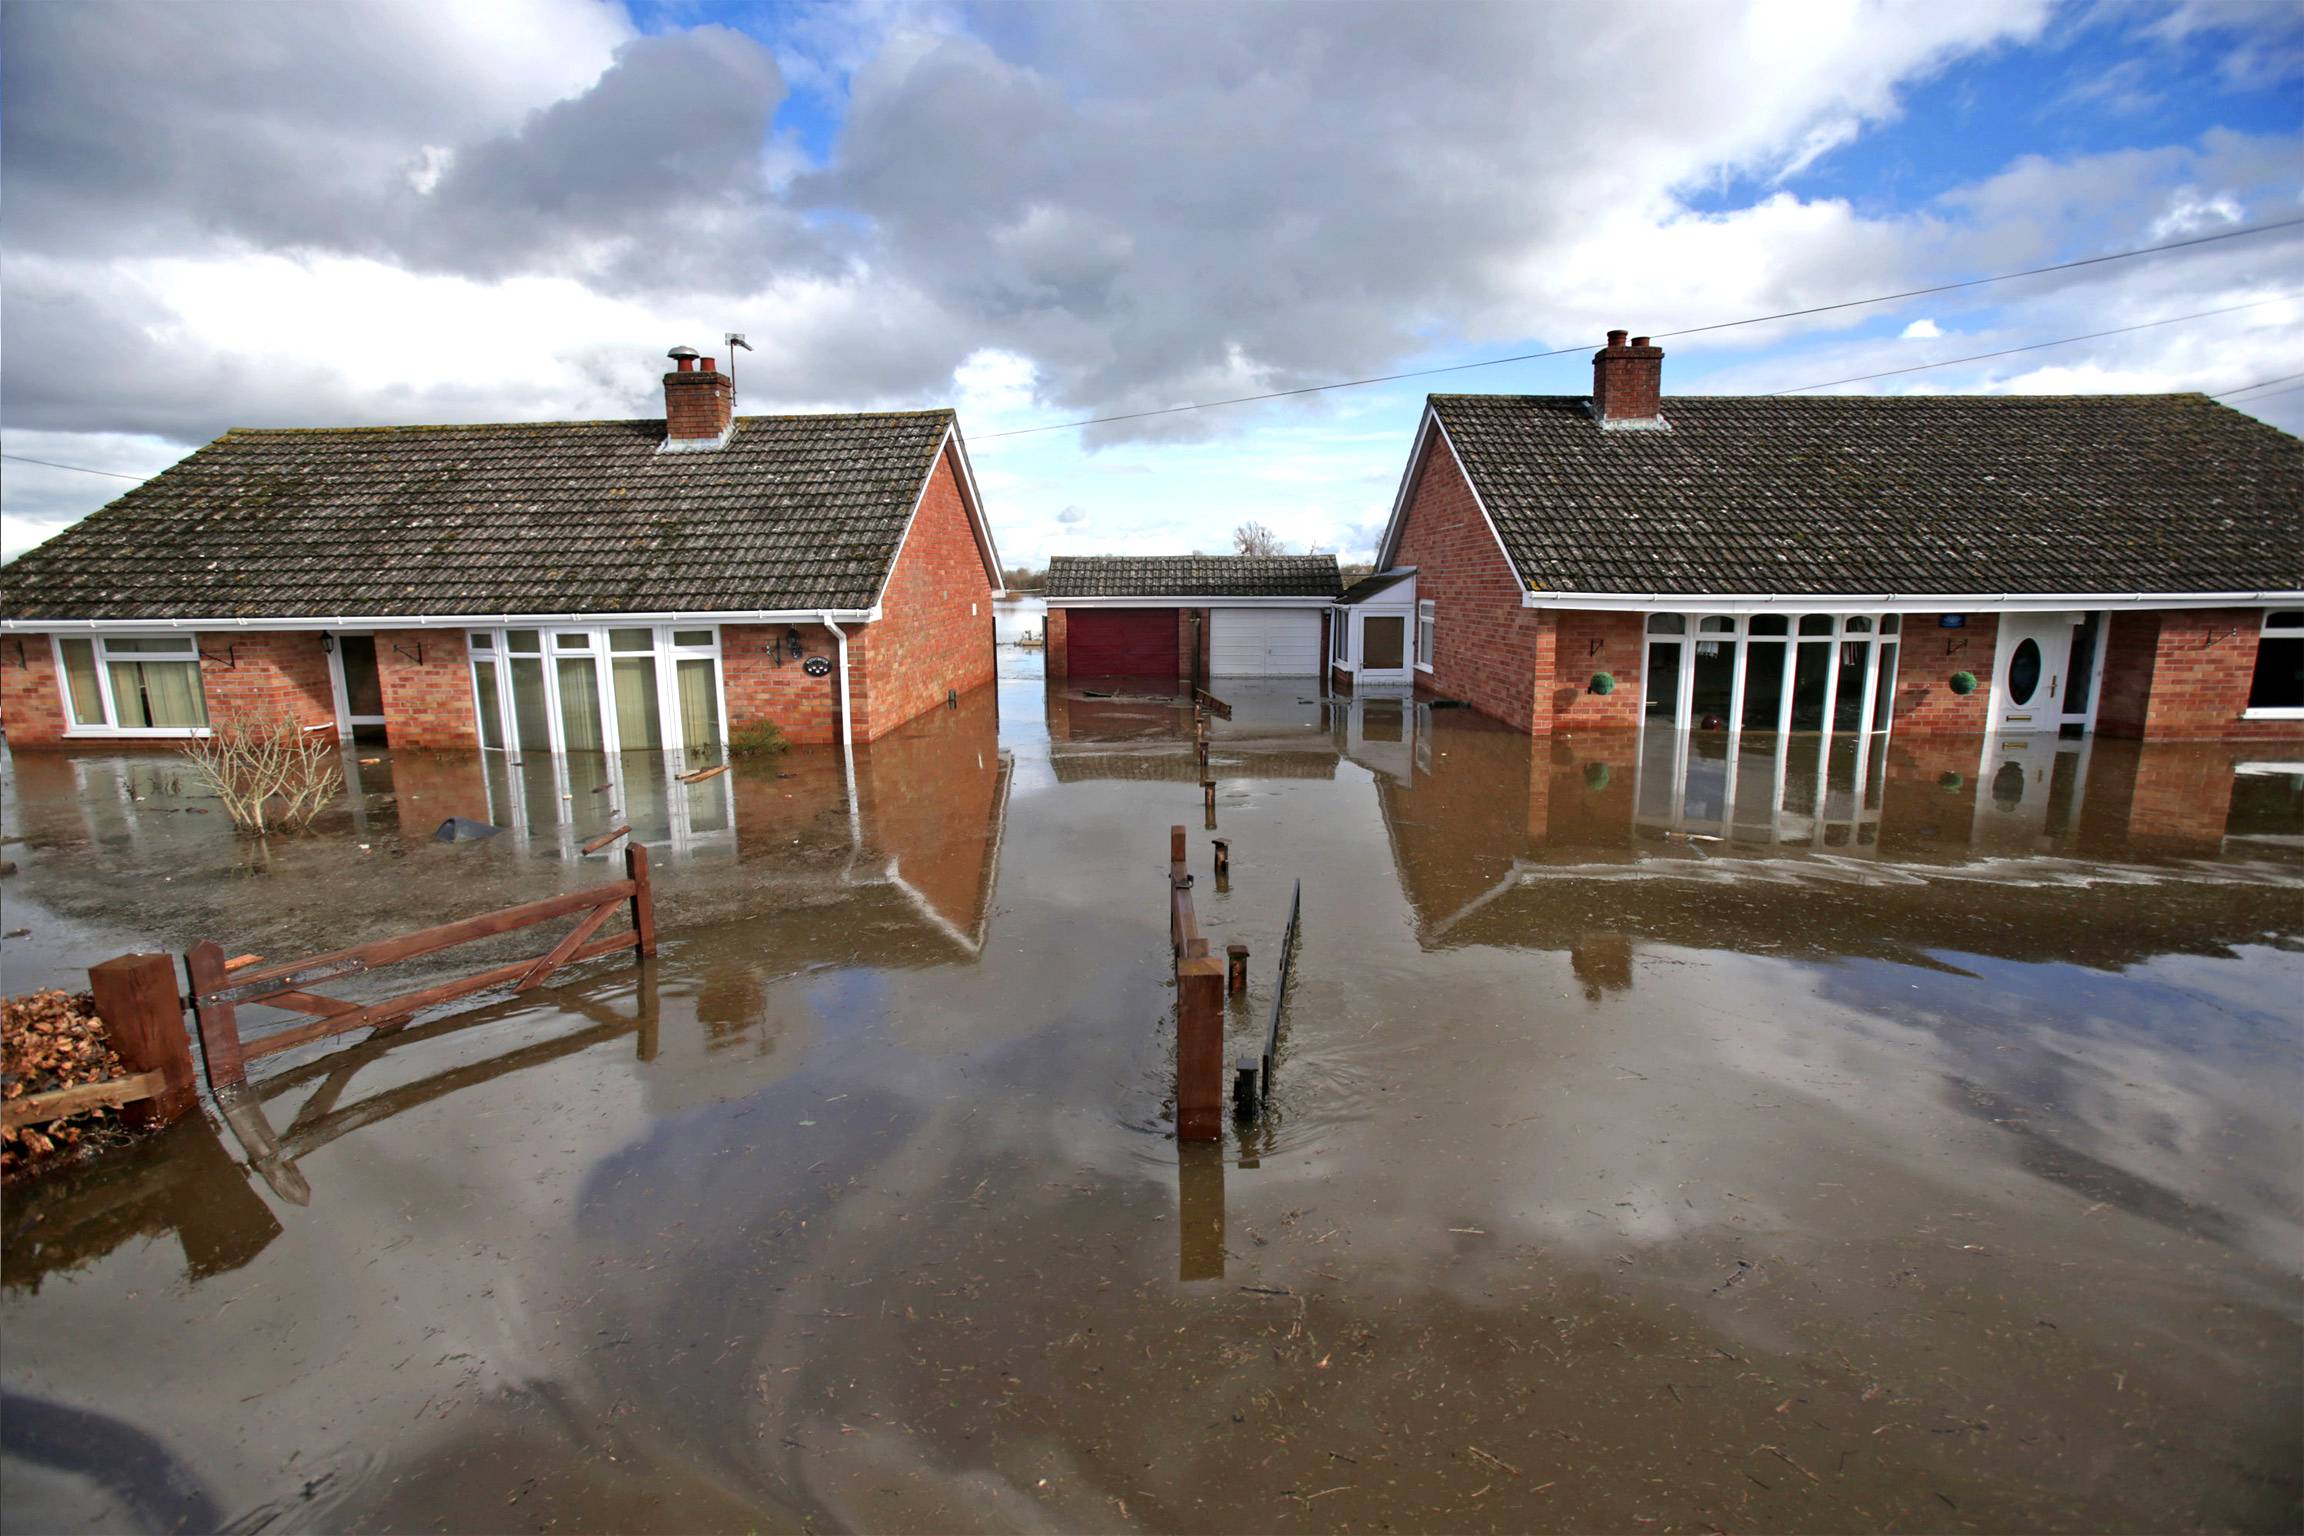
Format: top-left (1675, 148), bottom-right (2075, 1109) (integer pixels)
top-left (222, 407), bottom-right (958, 437)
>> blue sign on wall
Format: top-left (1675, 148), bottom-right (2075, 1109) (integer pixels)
top-left (1938, 614), bottom-right (1967, 629)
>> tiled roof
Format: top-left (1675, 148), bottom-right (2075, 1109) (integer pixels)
top-left (1338, 568), bottom-right (1416, 604)
top-left (1, 412), bottom-right (962, 620)
top-left (1044, 554), bottom-right (1341, 599)
top-left (1424, 394), bottom-right (2304, 596)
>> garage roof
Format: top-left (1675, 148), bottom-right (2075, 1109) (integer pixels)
top-left (1046, 554), bottom-right (1341, 599)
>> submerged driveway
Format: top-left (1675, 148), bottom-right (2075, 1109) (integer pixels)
top-left (4, 661), bottom-right (2301, 1533)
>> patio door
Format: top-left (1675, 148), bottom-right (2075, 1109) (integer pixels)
top-left (1991, 613), bottom-right (2074, 734)
top-left (1355, 611), bottom-right (1412, 685)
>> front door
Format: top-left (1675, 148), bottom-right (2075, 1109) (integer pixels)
top-left (1991, 613), bottom-right (2074, 734)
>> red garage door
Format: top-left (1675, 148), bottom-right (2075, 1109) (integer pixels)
top-left (1069, 608), bottom-right (1179, 677)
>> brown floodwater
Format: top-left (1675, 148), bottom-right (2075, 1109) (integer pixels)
top-left (3, 658), bottom-right (2300, 1533)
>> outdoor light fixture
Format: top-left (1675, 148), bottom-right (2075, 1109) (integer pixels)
top-left (321, 633), bottom-right (335, 654)
top-left (785, 627), bottom-right (806, 659)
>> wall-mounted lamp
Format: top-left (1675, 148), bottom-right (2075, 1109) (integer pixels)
top-left (321, 633), bottom-right (336, 655)
top-left (785, 626), bottom-right (806, 659)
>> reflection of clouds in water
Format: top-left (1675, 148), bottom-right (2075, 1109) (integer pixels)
top-left (1804, 946), bottom-right (2303, 1264)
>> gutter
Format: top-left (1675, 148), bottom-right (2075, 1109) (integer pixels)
top-left (0, 608), bottom-right (885, 634)
top-left (1518, 589), bottom-right (2304, 614)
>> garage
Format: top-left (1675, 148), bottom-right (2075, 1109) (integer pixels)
top-left (1209, 608), bottom-right (1324, 676)
top-left (1067, 608), bottom-right (1178, 677)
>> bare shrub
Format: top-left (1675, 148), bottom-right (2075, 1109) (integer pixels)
top-left (178, 714), bottom-right (344, 835)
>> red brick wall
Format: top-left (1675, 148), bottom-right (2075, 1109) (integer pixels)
top-left (199, 630), bottom-right (337, 731)
top-left (1547, 610), bottom-right (1643, 731)
top-left (1389, 432), bottom-right (1547, 731)
top-left (858, 442), bottom-right (997, 740)
top-left (1, 639), bottom-right (71, 747)
top-left (723, 621), bottom-right (847, 746)
top-left (376, 628), bottom-right (479, 749)
top-left (2094, 613), bottom-right (2159, 738)
top-left (1891, 614), bottom-right (1998, 733)
top-left (2096, 608), bottom-right (2302, 742)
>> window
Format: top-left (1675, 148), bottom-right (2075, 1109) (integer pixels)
top-left (1416, 600), bottom-right (1436, 671)
top-left (469, 623), bottom-right (726, 755)
top-left (2247, 610), bottom-right (2304, 715)
top-left (53, 635), bottom-right (210, 734)
top-left (1330, 610), bottom-right (1347, 665)
top-left (1362, 615), bottom-right (1406, 669)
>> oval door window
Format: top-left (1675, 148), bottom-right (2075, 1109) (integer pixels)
top-left (2007, 638), bottom-right (2042, 705)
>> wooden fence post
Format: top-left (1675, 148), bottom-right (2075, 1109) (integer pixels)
top-left (1226, 942), bottom-right (1249, 997)
top-left (88, 953), bottom-right (196, 1130)
top-left (184, 940), bottom-right (247, 1096)
top-left (626, 842), bottom-right (656, 958)
top-left (1176, 938), bottom-right (1225, 1142)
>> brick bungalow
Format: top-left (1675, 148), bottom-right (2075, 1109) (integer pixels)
top-left (1344, 330), bottom-right (2304, 743)
top-left (1043, 555), bottom-right (1341, 686)
top-left (1, 347), bottom-right (1003, 755)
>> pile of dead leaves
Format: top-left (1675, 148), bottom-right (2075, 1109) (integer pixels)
top-left (3, 989), bottom-right (129, 1178)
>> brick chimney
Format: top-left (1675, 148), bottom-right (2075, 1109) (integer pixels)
top-left (661, 344), bottom-right (733, 451)
top-left (1591, 329), bottom-right (1666, 429)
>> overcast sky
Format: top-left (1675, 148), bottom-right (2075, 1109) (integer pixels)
top-left (3, 0), bottom-right (2299, 566)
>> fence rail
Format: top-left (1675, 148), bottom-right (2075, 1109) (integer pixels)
top-left (189, 844), bottom-right (655, 1095)
top-left (1261, 878), bottom-right (1302, 1101)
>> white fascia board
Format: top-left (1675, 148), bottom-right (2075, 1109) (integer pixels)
top-left (1045, 596), bottom-right (1339, 609)
top-left (870, 422), bottom-right (1006, 610)
top-left (2, 608), bottom-right (882, 633)
top-left (1517, 590), bottom-right (2304, 614)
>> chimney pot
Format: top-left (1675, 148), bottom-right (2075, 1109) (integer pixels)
top-left (1606, 329), bottom-right (1629, 347)
top-left (1631, 336), bottom-right (1650, 348)
top-left (702, 357), bottom-right (717, 374)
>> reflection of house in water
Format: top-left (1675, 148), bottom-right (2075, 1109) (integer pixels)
top-left (1353, 700), bottom-right (2304, 975)
top-left (1048, 684), bottom-right (1339, 783)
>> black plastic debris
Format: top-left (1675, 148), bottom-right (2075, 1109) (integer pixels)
top-left (433, 816), bottom-right (502, 843)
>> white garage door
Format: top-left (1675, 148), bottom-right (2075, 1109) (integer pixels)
top-left (1208, 608), bottom-right (1323, 676)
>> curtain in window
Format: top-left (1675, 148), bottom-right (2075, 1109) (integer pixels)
top-left (473, 660), bottom-right (507, 750)
top-left (59, 639), bottom-right (106, 725)
top-left (677, 658), bottom-right (721, 749)
top-left (613, 657), bottom-right (663, 748)
top-left (509, 659), bottom-right (551, 752)
top-left (556, 658), bottom-right (604, 751)
top-left (107, 659), bottom-right (209, 728)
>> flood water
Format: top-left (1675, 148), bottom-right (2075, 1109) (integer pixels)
top-left (4, 653), bottom-right (2301, 1532)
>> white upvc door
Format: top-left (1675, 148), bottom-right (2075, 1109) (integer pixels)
top-left (1991, 612), bottom-right (2076, 734)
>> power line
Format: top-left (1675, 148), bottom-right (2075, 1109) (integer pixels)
top-left (2213, 369), bottom-right (2304, 399)
top-left (2229, 381), bottom-right (2304, 405)
top-left (1, 452), bottom-right (151, 481)
top-left (1765, 296), bottom-right (2299, 395)
top-left (974, 215), bottom-right (2304, 440)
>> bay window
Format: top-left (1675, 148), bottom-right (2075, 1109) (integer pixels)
top-left (53, 634), bottom-right (210, 734)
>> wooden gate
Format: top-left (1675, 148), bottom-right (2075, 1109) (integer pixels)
top-left (188, 845), bottom-right (655, 1094)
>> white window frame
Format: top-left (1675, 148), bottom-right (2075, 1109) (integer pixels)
top-left (2243, 608), bottom-right (2304, 721)
top-left (51, 633), bottom-right (214, 739)
top-left (1416, 599), bottom-right (1436, 673)
top-left (467, 623), bottom-right (730, 756)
